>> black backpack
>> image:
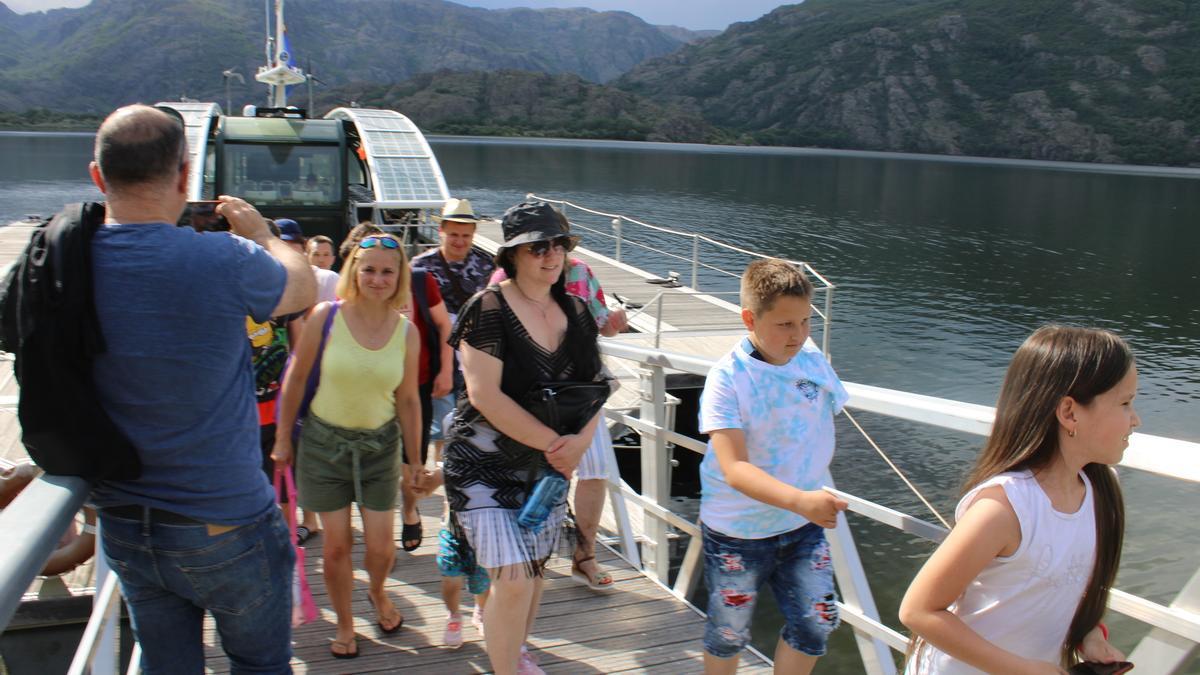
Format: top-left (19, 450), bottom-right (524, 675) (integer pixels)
top-left (0, 203), bottom-right (141, 480)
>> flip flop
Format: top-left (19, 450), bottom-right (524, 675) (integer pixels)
top-left (368, 594), bottom-right (404, 634)
top-left (571, 555), bottom-right (615, 592)
top-left (295, 525), bottom-right (317, 546)
top-left (401, 513), bottom-right (422, 552)
top-left (330, 635), bottom-right (358, 659)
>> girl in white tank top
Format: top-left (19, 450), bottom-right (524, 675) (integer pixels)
top-left (900, 326), bottom-right (1141, 674)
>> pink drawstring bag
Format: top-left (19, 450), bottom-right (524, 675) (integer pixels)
top-left (275, 466), bottom-right (318, 626)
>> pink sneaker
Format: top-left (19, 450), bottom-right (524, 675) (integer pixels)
top-left (471, 605), bottom-right (485, 638)
top-left (443, 613), bottom-right (463, 649)
top-left (517, 648), bottom-right (544, 675)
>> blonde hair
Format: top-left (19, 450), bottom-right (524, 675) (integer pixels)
top-left (740, 258), bottom-right (813, 314)
top-left (336, 235), bottom-right (410, 311)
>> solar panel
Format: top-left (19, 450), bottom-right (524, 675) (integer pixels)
top-left (324, 107), bottom-right (448, 207)
top-left (372, 157), bottom-right (444, 202)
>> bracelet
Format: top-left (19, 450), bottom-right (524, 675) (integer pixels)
top-left (1077, 622), bottom-right (1110, 653)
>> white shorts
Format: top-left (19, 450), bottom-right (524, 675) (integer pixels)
top-left (575, 422), bottom-right (612, 481)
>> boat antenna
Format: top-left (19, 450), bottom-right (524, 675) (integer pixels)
top-left (305, 57), bottom-right (324, 115)
top-left (255, 0), bottom-right (306, 108)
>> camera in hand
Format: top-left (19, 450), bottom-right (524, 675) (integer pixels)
top-left (178, 201), bottom-right (230, 232)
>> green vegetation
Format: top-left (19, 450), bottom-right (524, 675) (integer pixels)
top-left (617, 0), bottom-right (1200, 165)
top-left (4, 0), bottom-right (1199, 164)
top-left (316, 70), bottom-right (733, 145)
top-left (0, 108), bottom-right (101, 131)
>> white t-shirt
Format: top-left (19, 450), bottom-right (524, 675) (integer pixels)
top-left (314, 266), bottom-right (338, 304)
top-left (908, 470), bottom-right (1096, 674)
top-left (698, 337), bottom-right (848, 539)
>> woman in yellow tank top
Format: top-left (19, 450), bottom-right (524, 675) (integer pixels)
top-left (272, 234), bottom-right (422, 659)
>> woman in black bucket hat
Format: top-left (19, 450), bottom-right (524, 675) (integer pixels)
top-left (441, 200), bottom-right (602, 674)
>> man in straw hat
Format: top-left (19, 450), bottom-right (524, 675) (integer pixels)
top-left (408, 199), bottom-right (495, 553)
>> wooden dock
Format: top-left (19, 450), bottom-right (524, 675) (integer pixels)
top-left (202, 496), bottom-right (771, 674)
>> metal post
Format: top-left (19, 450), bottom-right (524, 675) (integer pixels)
top-left (601, 411), bottom-right (641, 568)
top-left (822, 471), bottom-right (897, 675)
top-left (91, 530), bottom-right (120, 675)
top-left (637, 365), bottom-right (671, 585)
top-left (653, 293), bottom-right (665, 349)
top-left (691, 234), bottom-right (700, 290)
top-left (612, 218), bottom-right (622, 262)
top-left (823, 284), bottom-right (834, 359)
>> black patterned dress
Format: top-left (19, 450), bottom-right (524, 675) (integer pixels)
top-left (444, 286), bottom-right (600, 576)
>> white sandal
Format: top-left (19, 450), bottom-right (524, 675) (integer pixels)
top-left (571, 555), bottom-right (614, 592)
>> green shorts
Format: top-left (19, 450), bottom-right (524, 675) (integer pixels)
top-left (296, 414), bottom-right (401, 513)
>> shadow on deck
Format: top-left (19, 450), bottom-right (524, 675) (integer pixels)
top-left (202, 495), bottom-right (771, 674)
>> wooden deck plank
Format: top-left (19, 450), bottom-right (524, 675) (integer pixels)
top-left (202, 493), bottom-right (769, 673)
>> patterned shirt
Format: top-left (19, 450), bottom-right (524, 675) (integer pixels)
top-left (698, 337), bottom-right (848, 539)
top-left (411, 247), bottom-right (495, 318)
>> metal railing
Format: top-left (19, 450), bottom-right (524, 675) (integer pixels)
top-left (4, 340), bottom-right (1198, 673)
top-left (529, 194), bottom-right (837, 356)
top-left (595, 339), bottom-right (1200, 675)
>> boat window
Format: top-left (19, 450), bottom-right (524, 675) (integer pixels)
top-left (223, 143), bottom-right (342, 207)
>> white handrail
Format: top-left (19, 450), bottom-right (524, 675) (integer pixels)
top-left (598, 341), bottom-right (1200, 485)
top-left (597, 340), bottom-right (1200, 672)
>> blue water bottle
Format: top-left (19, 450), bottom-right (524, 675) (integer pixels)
top-left (517, 470), bottom-right (568, 529)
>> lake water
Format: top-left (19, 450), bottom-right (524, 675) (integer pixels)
top-left (2, 131), bottom-right (1197, 671)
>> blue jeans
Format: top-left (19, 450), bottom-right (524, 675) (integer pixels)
top-left (701, 522), bottom-right (839, 658)
top-left (99, 506), bottom-right (295, 674)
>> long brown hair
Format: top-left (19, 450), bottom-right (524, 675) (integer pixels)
top-left (909, 325), bottom-right (1131, 669)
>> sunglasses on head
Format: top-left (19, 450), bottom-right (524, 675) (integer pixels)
top-left (524, 237), bottom-right (574, 258)
top-left (359, 236), bottom-right (400, 250)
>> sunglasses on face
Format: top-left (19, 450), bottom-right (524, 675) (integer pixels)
top-left (359, 236), bottom-right (400, 249)
top-left (524, 237), bottom-right (574, 258)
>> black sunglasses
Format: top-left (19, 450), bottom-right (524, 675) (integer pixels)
top-left (525, 237), bottom-right (574, 258)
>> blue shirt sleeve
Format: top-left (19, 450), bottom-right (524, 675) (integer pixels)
top-left (699, 360), bottom-right (742, 434)
top-left (230, 235), bottom-right (287, 322)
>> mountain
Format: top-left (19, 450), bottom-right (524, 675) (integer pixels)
top-left (618, 0), bottom-right (1200, 165)
top-left (315, 69), bottom-right (727, 144)
top-left (0, 0), bottom-right (689, 112)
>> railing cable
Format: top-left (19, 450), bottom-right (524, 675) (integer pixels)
top-left (842, 409), bottom-right (952, 530)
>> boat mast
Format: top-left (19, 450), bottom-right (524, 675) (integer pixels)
top-left (254, 0), bottom-right (306, 108)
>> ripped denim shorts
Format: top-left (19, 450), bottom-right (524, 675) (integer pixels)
top-left (700, 522), bottom-right (839, 659)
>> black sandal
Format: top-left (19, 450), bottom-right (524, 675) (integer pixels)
top-left (401, 516), bottom-right (422, 552)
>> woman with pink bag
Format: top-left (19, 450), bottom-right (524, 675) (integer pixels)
top-left (272, 233), bottom-right (423, 659)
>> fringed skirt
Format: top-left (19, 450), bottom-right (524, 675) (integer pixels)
top-left (443, 415), bottom-right (570, 577)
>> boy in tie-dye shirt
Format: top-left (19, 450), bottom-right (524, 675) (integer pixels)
top-left (697, 259), bottom-right (849, 674)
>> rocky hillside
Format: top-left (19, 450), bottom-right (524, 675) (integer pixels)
top-left (315, 69), bottom-right (727, 144)
top-left (619, 0), bottom-right (1200, 165)
top-left (0, 0), bottom-right (692, 112)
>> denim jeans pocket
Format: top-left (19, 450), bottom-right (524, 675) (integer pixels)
top-left (176, 529), bottom-right (273, 616)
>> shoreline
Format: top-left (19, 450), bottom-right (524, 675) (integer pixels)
top-left (6, 127), bottom-right (1200, 180)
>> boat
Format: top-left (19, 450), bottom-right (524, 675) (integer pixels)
top-left (157, 1), bottom-right (451, 247)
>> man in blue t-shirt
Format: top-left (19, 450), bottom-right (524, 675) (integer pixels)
top-left (87, 105), bottom-right (316, 674)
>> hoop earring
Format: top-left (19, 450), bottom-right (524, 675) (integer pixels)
top-left (1068, 429), bottom-right (1076, 438)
